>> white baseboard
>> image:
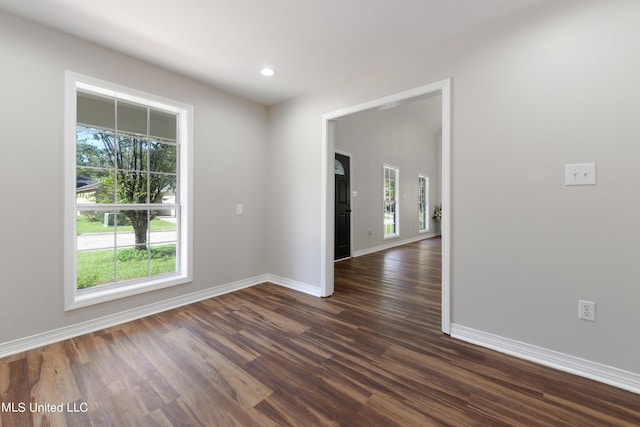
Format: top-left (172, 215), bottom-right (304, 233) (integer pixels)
top-left (352, 233), bottom-right (439, 258)
top-left (266, 274), bottom-right (322, 297)
top-left (0, 275), bottom-right (269, 358)
top-left (0, 274), bottom-right (322, 358)
top-left (11, 280), bottom-right (638, 397)
top-left (450, 324), bottom-right (640, 395)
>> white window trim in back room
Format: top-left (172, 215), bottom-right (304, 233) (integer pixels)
top-left (64, 71), bottom-right (194, 311)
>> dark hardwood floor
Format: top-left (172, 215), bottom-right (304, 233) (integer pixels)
top-left (2, 237), bottom-right (640, 426)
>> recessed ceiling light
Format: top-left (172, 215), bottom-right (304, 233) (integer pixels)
top-left (260, 67), bottom-right (276, 77)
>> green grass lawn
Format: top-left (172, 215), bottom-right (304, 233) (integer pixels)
top-left (77, 215), bottom-right (176, 235)
top-left (77, 245), bottom-right (176, 289)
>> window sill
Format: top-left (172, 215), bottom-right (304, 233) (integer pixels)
top-left (65, 274), bottom-right (191, 311)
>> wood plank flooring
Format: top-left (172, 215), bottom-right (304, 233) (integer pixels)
top-left (2, 237), bottom-right (640, 426)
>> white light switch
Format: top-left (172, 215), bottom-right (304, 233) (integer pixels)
top-left (565, 162), bottom-right (596, 186)
top-left (236, 204), bottom-right (243, 215)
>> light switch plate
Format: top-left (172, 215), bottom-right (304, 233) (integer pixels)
top-left (565, 162), bottom-right (596, 186)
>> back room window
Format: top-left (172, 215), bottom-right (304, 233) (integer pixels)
top-left (383, 164), bottom-right (399, 238)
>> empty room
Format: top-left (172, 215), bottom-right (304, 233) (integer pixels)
top-left (1, 0), bottom-right (640, 425)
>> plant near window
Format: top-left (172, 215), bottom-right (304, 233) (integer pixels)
top-left (432, 204), bottom-right (442, 222)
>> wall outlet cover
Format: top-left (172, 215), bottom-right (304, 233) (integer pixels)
top-left (578, 300), bottom-right (596, 321)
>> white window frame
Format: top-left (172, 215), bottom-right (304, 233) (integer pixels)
top-left (64, 71), bottom-right (193, 310)
top-left (418, 175), bottom-right (430, 233)
top-left (383, 164), bottom-right (400, 239)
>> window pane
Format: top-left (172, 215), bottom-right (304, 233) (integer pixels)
top-left (150, 212), bottom-right (178, 278)
top-left (150, 173), bottom-right (176, 204)
top-left (117, 101), bottom-right (147, 135)
top-left (116, 171), bottom-right (149, 204)
top-left (77, 249), bottom-right (116, 289)
top-left (117, 134), bottom-right (148, 172)
top-left (116, 209), bottom-right (149, 246)
top-left (384, 200), bottom-right (396, 236)
top-left (77, 92), bottom-right (115, 130)
top-left (116, 247), bottom-right (150, 282)
top-left (149, 244), bottom-right (177, 276)
top-left (76, 210), bottom-right (116, 250)
top-left (114, 209), bottom-right (147, 282)
top-left (76, 167), bottom-right (114, 204)
top-left (150, 109), bottom-right (176, 140)
top-left (77, 127), bottom-right (115, 168)
top-left (150, 141), bottom-right (177, 174)
top-left (76, 210), bottom-right (117, 290)
top-left (150, 212), bottom-right (177, 244)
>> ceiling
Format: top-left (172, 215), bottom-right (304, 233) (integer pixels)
top-left (0, 0), bottom-right (544, 105)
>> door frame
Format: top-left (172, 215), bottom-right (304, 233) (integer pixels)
top-left (321, 78), bottom-right (452, 334)
top-left (334, 150), bottom-right (353, 261)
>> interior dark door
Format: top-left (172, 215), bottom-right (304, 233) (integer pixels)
top-left (334, 153), bottom-right (351, 260)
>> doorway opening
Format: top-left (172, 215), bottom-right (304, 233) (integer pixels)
top-left (321, 79), bottom-right (451, 334)
top-left (334, 152), bottom-right (352, 260)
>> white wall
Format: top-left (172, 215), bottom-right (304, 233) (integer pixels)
top-left (333, 96), bottom-right (441, 255)
top-left (268, 0), bottom-right (640, 375)
top-left (0, 11), bottom-right (269, 344)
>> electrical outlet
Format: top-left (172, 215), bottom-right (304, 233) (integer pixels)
top-left (578, 300), bottom-right (596, 321)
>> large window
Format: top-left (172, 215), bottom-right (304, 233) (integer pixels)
top-left (383, 164), bottom-right (399, 238)
top-left (65, 72), bottom-right (192, 310)
top-left (418, 175), bottom-right (429, 232)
